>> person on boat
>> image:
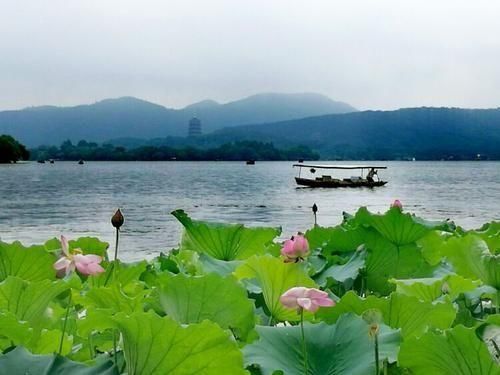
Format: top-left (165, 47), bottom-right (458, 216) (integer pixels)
top-left (367, 168), bottom-right (377, 182)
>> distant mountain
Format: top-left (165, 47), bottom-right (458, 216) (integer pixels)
top-left (209, 107), bottom-right (500, 160)
top-left (0, 93), bottom-right (355, 146)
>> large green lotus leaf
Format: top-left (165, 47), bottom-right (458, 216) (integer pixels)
top-left (29, 328), bottom-right (73, 355)
top-left (81, 284), bottom-right (147, 314)
top-left (399, 325), bottom-right (499, 374)
top-left (417, 230), bottom-right (451, 265)
top-left (86, 260), bottom-right (147, 289)
top-left (354, 207), bottom-right (442, 246)
top-left (234, 255), bottom-right (317, 322)
top-left (391, 274), bottom-right (480, 302)
top-left (197, 253), bottom-right (243, 276)
top-left (244, 313), bottom-right (401, 375)
top-left (172, 209), bottom-right (280, 261)
top-left (114, 311), bottom-right (246, 375)
top-left (0, 276), bottom-right (70, 326)
top-left (0, 241), bottom-right (56, 281)
top-left (305, 225), bottom-right (368, 254)
top-left (77, 309), bottom-right (115, 337)
top-left (305, 226), bottom-right (336, 251)
top-left (69, 237), bottom-right (109, 257)
top-left (315, 249), bottom-right (366, 286)
top-left (0, 311), bottom-right (32, 345)
top-left (317, 291), bottom-right (456, 338)
top-left (157, 273), bottom-right (255, 340)
top-left (442, 234), bottom-right (500, 289)
top-left (365, 235), bottom-right (435, 295)
top-left (472, 221), bottom-right (500, 254)
top-left (0, 346), bottom-right (118, 375)
top-left (0, 312), bottom-right (73, 355)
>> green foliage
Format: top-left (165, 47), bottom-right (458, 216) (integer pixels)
top-left (69, 237), bottom-right (110, 258)
top-left (0, 134), bottom-right (29, 163)
top-left (0, 347), bottom-right (118, 374)
top-left (114, 311), bottom-right (246, 375)
top-left (391, 274), bottom-right (480, 302)
top-left (442, 234), bottom-right (500, 289)
top-left (172, 210), bottom-right (280, 260)
top-left (399, 325), bottom-right (499, 374)
top-left (30, 139), bottom-right (320, 161)
top-left (0, 241), bottom-right (56, 281)
top-left (315, 248), bottom-right (366, 286)
top-left (235, 255), bottom-right (317, 322)
top-left (305, 224), bottom-right (367, 254)
top-left (0, 277), bottom-right (69, 326)
top-left (0, 207), bottom-right (499, 373)
top-left (244, 314), bottom-right (401, 375)
top-left (473, 221), bottom-right (500, 254)
top-left (317, 291), bottom-right (456, 338)
top-left (157, 273), bottom-right (255, 340)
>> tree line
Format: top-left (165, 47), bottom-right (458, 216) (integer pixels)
top-left (0, 134), bottom-right (30, 163)
top-left (30, 140), bottom-right (319, 161)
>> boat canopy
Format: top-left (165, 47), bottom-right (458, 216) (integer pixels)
top-left (293, 164), bottom-right (387, 170)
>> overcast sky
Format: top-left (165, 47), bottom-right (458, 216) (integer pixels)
top-left (1, 0), bottom-right (499, 111)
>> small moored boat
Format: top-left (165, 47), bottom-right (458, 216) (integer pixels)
top-left (78, 159), bottom-right (85, 165)
top-left (293, 164), bottom-right (388, 188)
top-left (246, 160), bottom-right (255, 165)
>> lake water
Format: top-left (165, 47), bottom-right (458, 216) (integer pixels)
top-left (0, 161), bottom-right (499, 261)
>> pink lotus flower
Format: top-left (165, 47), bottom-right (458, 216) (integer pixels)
top-left (280, 287), bottom-right (335, 313)
top-left (391, 199), bottom-right (403, 210)
top-left (281, 234), bottom-right (310, 262)
top-left (54, 235), bottom-right (105, 276)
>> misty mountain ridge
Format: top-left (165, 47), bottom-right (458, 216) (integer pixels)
top-left (0, 93), bottom-right (355, 146)
top-left (207, 106), bottom-right (500, 160)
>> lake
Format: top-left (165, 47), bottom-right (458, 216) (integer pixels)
top-left (1, 161), bottom-right (499, 261)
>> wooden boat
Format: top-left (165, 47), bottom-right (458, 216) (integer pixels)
top-left (293, 164), bottom-right (388, 188)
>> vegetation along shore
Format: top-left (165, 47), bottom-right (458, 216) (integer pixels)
top-left (0, 202), bottom-right (498, 373)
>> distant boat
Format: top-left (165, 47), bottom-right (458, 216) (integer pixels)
top-left (37, 160), bottom-right (45, 164)
top-left (293, 164), bottom-right (388, 188)
top-left (298, 159), bottom-right (304, 163)
top-left (49, 159), bottom-right (55, 164)
top-left (78, 159), bottom-right (85, 165)
top-left (246, 160), bottom-right (255, 165)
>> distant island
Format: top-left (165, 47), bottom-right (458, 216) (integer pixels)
top-left (30, 140), bottom-right (319, 162)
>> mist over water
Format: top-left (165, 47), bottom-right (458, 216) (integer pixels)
top-left (1, 161), bottom-right (498, 261)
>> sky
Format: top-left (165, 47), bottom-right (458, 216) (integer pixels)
top-left (1, 0), bottom-right (500, 111)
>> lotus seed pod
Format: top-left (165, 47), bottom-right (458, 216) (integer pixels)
top-left (111, 209), bottom-right (124, 229)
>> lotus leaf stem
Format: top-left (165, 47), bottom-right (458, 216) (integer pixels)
top-left (58, 291), bottom-right (72, 355)
top-left (300, 308), bottom-right (308, 374)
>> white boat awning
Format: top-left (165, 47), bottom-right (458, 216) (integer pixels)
top-left (293, 164), bottom-right (387, 170)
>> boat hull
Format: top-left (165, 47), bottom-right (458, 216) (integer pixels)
top-left (295, 177), bottom-right (387, 188)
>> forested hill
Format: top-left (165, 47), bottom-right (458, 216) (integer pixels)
top-left (0, 93), bottom-right (355, 146)
top-left (210, 107), bottom-right (500, 160)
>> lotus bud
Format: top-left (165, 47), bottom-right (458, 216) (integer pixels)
top-left (391, 199), bottom-right (403, 210)
top-left (312, 203), bottom-right (318, 226)
top-left (281, 233), bottom-right (310, 262)
top-left (111, 209), bottom-right (124, 229)
top-left (368, 323), bottom-right (380, 338)
top-left (441, 282), bottom-right (450, 295)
